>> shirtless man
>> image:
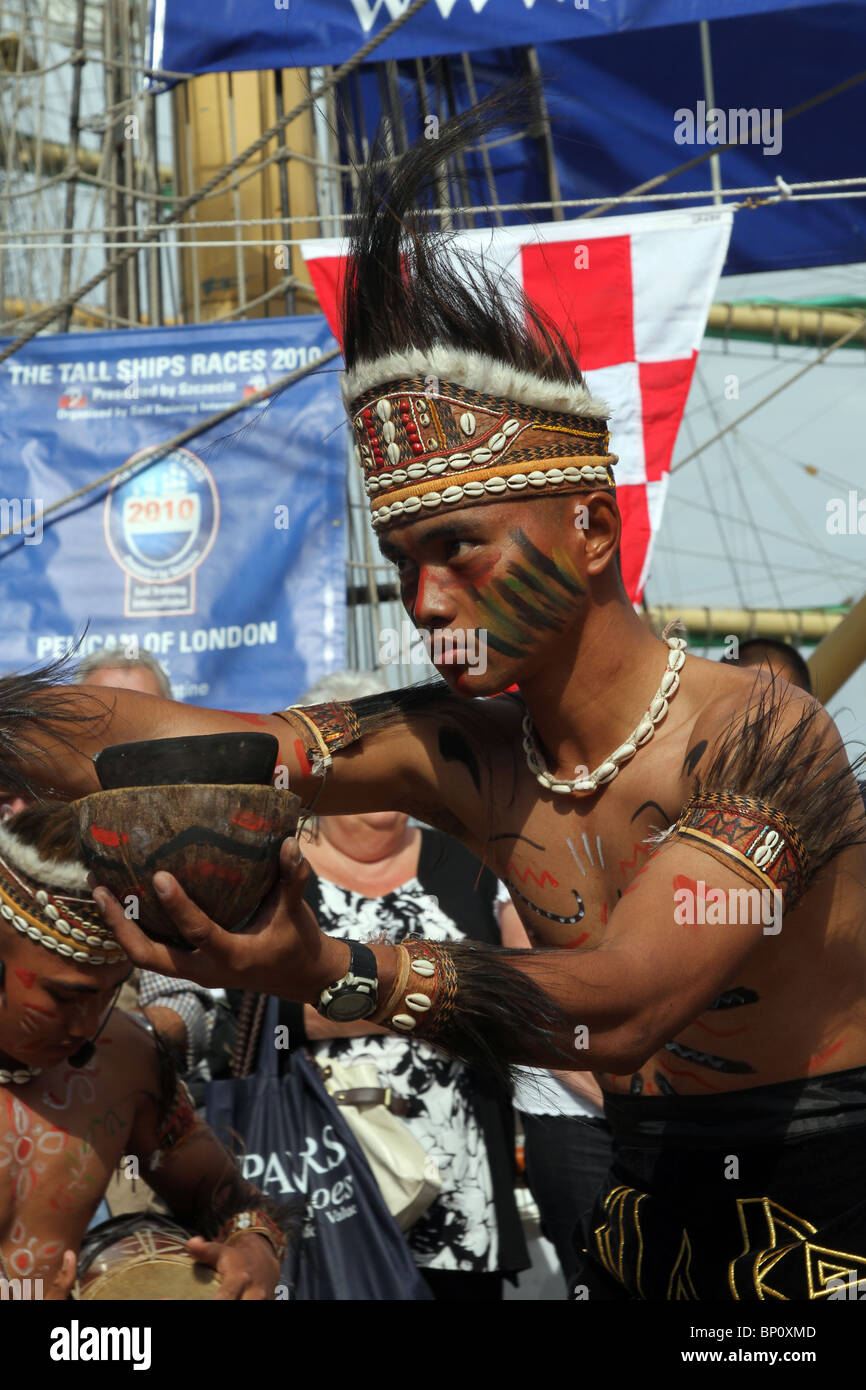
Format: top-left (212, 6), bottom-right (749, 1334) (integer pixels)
top-left (8, 100), bottom-right (866, 1300)
top-left (0, 807), bottom-right (290, 1299)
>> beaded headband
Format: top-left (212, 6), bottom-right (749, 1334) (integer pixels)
top-left (343, 348), bottom-right (618, 530)
top-left (0, 823), bottom-right (127, 967)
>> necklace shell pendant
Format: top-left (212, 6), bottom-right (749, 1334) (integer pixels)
top-left (0, 1064), bottom-right (42, 1085)
top-left (522, 635), bottom-right (687, 798)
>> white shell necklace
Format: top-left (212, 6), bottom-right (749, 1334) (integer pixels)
top-left (0, 1063), bottom-right (41, 1085)
top-left (522, 634), bottom-right (687, 797)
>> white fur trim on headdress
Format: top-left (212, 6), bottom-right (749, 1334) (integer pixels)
top-left (342, 347), bottom-right (611, 419)
top-left (0, 820), bottom-right (89, 892)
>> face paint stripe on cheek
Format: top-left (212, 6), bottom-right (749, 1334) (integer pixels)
top-left (473, 590), bottom-right (526, 647)
top-left (512, 529), bottom-right (584, 595)
top-left (494, 579), bottom-right (568, 632)
top-left (508, 566), bottom-right (574, 615)
top-left (413, 565), bottom-right (428, 618)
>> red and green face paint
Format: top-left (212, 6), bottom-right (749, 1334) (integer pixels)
top-left (469, 529), bottom-right (585, 659)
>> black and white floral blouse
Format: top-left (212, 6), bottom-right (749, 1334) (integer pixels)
top-left (303, 832), bottom-right (510, 1273)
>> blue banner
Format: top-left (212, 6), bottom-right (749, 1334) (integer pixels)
top-left (148, 1), bottom-right (866, 277)
top-left (149, 0), bottom-right (847, 75)
top-left (0, 317), bottom-right (346, 712)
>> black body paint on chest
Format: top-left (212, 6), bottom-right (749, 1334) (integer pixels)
top-left (503, 877), bottom-right (586, 925)
top-left (708, 986), bottom-right (759, 1010)
top-left (631, 800), bottom-right (673, 827)
top-left (664, 1039), bottom-right (756, 1075)
top-left (438, 727), bottom-right (481, 794)
top-left (682, 740), bottom-right (708, 778)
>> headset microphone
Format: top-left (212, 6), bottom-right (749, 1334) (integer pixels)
top-left (68, 984), bottom-right (123, 1069)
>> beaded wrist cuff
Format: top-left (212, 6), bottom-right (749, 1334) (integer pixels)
top-left (218, 1209), bottom-right (287, 1263)
top-left (372, 938), bottom-right (458, 1039)
top-left (672, 791), bottom-right (809, 912)
top-left (273, 701), bottom-right (363, 777)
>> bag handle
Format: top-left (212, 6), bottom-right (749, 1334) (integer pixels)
top-left (314, 1062), bottom-right (410, 1117)
top-left (330, 1086), bottom-right (409, 1117)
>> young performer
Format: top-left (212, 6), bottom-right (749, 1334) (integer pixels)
top-left (7, 97), bottom-right (866, 1300)
top-left (0, 803), bottom-right (292, 1298)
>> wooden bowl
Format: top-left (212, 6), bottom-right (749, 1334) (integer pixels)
top-left (73, 783), bottom-right (300, 946)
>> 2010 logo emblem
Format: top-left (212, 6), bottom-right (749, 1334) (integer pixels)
top-left (104, 448), bottom-right (219, 618)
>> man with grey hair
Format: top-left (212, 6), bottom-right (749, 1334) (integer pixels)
top-left (75, 647), bottom-right (172, 699)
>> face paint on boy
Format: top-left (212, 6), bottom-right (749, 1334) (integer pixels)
top-left (468, 529), bottom-right (585, 659)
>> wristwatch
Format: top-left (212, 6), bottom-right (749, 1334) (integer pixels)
top-left (317, 941), bottom-right (379, 1021)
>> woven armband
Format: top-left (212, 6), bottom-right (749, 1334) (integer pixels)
top-left (672, 791), bottom-right (809, 913)
top-left (273, 701), bottom-right (363, 777)
top-left (371, 938), bottom-right (457, 1039)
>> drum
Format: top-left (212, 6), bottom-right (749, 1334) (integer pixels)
top-left (76, 1215), bottom-right (220, 1300)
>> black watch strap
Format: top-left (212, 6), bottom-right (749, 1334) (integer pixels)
top-left (346, 940), bottom-right (377, 982)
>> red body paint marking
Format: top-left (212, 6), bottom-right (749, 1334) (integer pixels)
top-left (463, 551), bottom-right (502, 590)
top-left (91, 825), bottom-right (129, 848)
top-left (507, 860), bottom-right (558, 889)
top-left (808, 1038), bottom-right (845, 1071)
top-left (13, 969), bottom-right (36, 989)
top-left (694, 1020), bottom-right (748, 1039)
top-left (413, 566), bottom-right (429, 618)
top-left (618, 842), bottom-right (653, 877)
top-left (231, 810), bottom-right (269, 832)
top-left (293, 738), bottom-right (312, 778)
top-left (233, 712), bottom-right (268, 727)
top-left (601, 902), bottom-right (608, 925)
top-left (658, 1060), bottom-right (721, 1092)
top-left (673, 873), bottom-right (698, 894)
top-left (24, 1002), bottom-right (58, 1018)
top-left (621, 860), bottom-right (654, 898)
top-left (562, 932), bottom-right (589, 949)
top-left (187, 862), bottom-right (245, 885)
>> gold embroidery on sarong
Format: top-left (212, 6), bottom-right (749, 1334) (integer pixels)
top-left (593, 1184), bottom-right (647, 1298)
top-left (667, 1230), bottom-right (699, 1300)
top-left (728, 1197), bottom-right (866, 1300)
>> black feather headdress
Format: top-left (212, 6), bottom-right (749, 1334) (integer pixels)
top-left (341, 84), bottom-right (585, 389)
top-left (0, 653), bottom-right (105, 802)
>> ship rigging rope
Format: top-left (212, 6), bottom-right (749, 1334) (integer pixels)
top-left (3, 171), bottom-right (865, 219)
top-left (0, 0), bottom-right (434, 367)
top-left (580, 66), bottom-right (866, 220)
top-left (671, 316), bottom-right (866, 474)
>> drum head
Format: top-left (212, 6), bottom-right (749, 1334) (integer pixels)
top-left (77, 1214), bottom-right (219, 1301)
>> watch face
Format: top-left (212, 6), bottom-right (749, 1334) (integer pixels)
top-left (328, 992), bottom-right (376, 1022)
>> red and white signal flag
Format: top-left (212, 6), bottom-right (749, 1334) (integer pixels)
top-left (303, 208), bottom-right (732, 602)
